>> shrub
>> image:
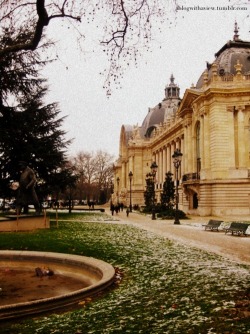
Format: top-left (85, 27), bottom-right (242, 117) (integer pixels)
top-left (157, 208), bottom-right (188, 219)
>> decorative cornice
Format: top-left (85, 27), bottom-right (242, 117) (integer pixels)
top-left (227, 104), bottom-right (247, 112)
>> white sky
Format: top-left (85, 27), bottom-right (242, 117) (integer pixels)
top-left (42, 0), bottom-right (250, 158)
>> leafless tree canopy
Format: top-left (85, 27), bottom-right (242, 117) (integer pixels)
top-left (0, 0), bottom-right (178, 91)
top-left (72, 150), bottom-right (114, 202)
top-left (1, 1), bottom-right (248, 92)
top-left (0, 0), bottom-right (171, 54)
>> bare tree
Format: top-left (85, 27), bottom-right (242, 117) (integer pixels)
top-left (92, 150), bottom-right (114, 202)
top-left (1, 1), bottom-right (248, 92)
top-left (93, 150), bottom-right (114, 182)
top-left (0, 0), bottom-right (179, 91)
top-left (72, 151), bottom-right (96, 202)
top-left (72, 150), bottom-right (114, 203)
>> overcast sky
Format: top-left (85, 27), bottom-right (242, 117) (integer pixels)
top-left (42, 0), bottom-right (250, 158)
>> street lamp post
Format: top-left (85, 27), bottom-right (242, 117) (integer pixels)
top-left (150, 161), bottom-right (158, 220)
top-left (129, 171), bottom-right (133, 212)
top-left (172, 149), bottom-right (183, 225)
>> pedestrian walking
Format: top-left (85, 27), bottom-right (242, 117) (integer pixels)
top-left (126, 207), bottom-right (129, 217)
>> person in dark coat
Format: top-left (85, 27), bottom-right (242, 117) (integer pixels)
top-left (16, 161), bottom-right (41, 215)
top-left (110, 203), bottom-right (115, 216)
top-left (126, 207), bottom-right (130, 217)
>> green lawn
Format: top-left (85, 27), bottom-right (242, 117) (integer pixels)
top-left (0, 211), bottom-right (249, 334)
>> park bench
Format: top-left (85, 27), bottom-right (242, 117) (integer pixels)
top-left (224, 222), bottom-right (250, 236)
top-left (202, 219), bottom-right (223, 231)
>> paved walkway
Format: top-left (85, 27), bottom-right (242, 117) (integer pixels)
top-left (106, 210), bottom-right (250, 266)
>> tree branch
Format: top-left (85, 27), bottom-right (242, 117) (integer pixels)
top-left (0, 0), bottom-right (47, 56)
top-left (0, 0), bottom-right (80, 57)
top-left (101, 0), bottom-right (129, 55)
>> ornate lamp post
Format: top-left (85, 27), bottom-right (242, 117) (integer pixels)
top-left (150, 161), bottom-right (158, 220)
top-left (172, 149), bottom-right (183, 225)
top-left (116, 177), bottom-right (120, 204)
top-left (128, 171), bottom-right (133, 212)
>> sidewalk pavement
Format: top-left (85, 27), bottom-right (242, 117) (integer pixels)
top-left (106, 209), bottom-right (250, 266)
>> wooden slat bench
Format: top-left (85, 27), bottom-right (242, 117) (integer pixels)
top-left (224, 222), bottom-right (250, 236)
top-left (202, 220), bottom-right (223, 231)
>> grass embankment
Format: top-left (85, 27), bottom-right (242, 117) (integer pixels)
top-left (0, 211), bottom-right (249, 334)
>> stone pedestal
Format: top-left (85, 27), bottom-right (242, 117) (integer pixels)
top-left (0, 214), bottom-right (50, 232)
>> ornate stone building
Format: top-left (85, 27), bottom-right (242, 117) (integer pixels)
top-left (114, 25), bottom-right (250, 217)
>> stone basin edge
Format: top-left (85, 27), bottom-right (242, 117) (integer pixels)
top-left (0, 250), bottom-right (116, 319)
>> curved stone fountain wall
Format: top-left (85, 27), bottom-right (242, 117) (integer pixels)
top-left (0, 250), bottom-right (115, 321)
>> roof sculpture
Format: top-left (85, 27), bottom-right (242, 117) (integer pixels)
top-left (196, 22), bottom-right (250, 88)
top-left (140, 74), bottom-right (181, 138)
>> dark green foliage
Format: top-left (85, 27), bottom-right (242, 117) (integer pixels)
top-left (0, 27), bottom-right (73, 200)
top-left (0, 86), bottom-right (73, 199)
top-left (143, 175), bottom-right (155, 212)
top-left (157, 208), bottom-right (188, 219)
top-left (0, 27), bottom-right (47, 111)
top-left (160, 171), bottom-right (175, 210)
top-left (143, 171), bottom-right (187, 218)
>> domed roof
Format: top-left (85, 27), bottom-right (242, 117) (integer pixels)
top-left (141, 75), bottom-right (181, 138)
top-left (196, 23), bottom-right (250, 88)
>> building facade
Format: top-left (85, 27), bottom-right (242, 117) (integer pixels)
top-left (114, 26), bottom-right (250, 217)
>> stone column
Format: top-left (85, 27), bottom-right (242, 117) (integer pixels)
top-left (166, 145), bottom-right (171, 173)
top-left (170, 142), bottom-right (175, 177)
top-left (226, 107), bottom-right (235, 168)
top-left (186, 124), bottom-right (192, 174)
top-left (237, 107), bottom-right (246, 168)
top-left (183, 126), bottom-right (188, 174)
top-left (181, 136), bottom-right (184, 177)
top-left (203, 112), bottom-right (210, 169)
top-left (156, 151), bottom-right (159, 185)
top-left (156, 150), bottom-right (160, 183)
top-left (200, 116), bottom-right (204, 169)
top-left (163, 147), bottom-right (166, 182)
